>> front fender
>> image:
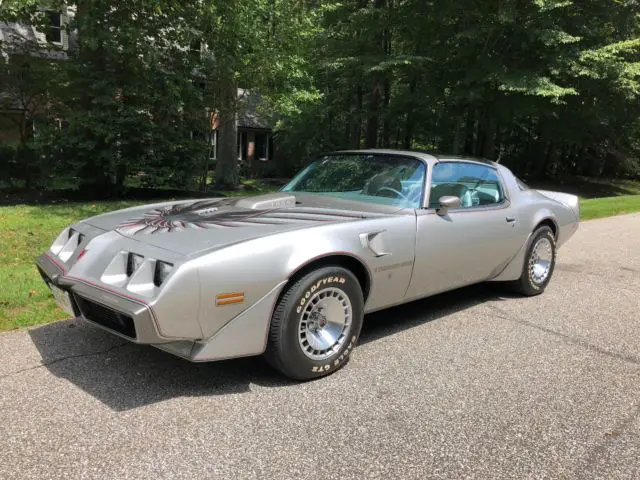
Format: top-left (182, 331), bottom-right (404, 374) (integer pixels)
top-left (193, 215), bottom-right (417, 338)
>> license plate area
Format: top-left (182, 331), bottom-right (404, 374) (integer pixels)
top-left (50, 284), bottom-right (75, 316)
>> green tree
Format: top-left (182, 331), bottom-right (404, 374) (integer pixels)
top-left (188, 0), bottom-right (320, 187)
top-left (278, 0), bottom-right (640, 179)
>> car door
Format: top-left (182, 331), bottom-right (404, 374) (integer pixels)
top-left (405, 161), bottom-right (526, 301)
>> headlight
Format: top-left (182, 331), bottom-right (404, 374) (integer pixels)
top-left (50, 228), bottom-right (86, 258)
top-left (126, 253), bottom-right (144, 276)
top-left (154, 261), bottom-right (173, 287)
top-left (50, 227), bottom-right (72, 255)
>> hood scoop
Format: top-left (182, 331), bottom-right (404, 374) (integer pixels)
top-left (235, 193), bottom-right (296, 210)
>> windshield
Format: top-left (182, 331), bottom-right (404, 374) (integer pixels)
top-left (282, 153), bottom-right (426, 208)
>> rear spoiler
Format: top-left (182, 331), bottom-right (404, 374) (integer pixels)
top-left (535, 190), bottom-right (580, 220)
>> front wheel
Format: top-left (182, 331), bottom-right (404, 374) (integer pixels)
top-left (265, 266), bottom-right (364, 380)
top-left (512, 226), bottom-right (556, 296)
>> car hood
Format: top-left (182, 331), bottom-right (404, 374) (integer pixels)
top-left (83, 192), bottom-right (403, 256)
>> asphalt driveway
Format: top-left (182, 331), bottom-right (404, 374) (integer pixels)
top-left (1, 214), bottom-right (639, 479)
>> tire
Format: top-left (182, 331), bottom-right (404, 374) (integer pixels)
top-left (265, 266), bottom-right (364, 380)
top-left (512, 226), bottom-right (556, 296)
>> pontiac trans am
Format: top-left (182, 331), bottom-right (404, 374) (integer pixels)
top-left (36, 150), bottom-right (580, 379)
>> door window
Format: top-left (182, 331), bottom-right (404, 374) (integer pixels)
top-left (429, 162), bottom-right (505, 209)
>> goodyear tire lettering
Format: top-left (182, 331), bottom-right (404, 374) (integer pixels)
top-left (297, 276), bottom-right (347, 315)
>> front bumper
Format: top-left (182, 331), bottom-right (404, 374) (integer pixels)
top-left (36, 253), bottom-right (165, 344)
top-left (36, 253), bottom-right (286, 362)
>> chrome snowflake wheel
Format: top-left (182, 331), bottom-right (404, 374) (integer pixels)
top-left (298, 287), bottom-right (353, 361)
top-left (529, 237), bottom-right (553, 284)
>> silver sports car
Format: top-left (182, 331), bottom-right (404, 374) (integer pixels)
top-left (36, 150), bottom-right (579, 379)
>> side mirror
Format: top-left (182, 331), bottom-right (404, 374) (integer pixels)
top-left (437, 196), bottom-right (461, 216)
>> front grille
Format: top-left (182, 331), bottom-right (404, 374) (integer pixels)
top-left (74, 295), bottom-right (136, 339)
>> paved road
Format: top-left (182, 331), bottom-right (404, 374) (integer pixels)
top-left (1, 214), bottom-right (639, 480)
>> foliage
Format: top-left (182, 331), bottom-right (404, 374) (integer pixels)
top-left (1, 0), bottom-right (319, 191)
top-left (184, 0), bottom-right (321, 187)
top-left (1, 0), bottom-right (639, 190)
top-left (274, 0), bottom-right (640, 179)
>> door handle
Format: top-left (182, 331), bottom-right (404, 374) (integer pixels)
top-left (506, 216), bottom-right (517, 223)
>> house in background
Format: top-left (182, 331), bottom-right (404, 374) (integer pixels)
top-left (1, 7), bottom-right (276, 175)
top-left (0, 7), bottom-right (76, 58)
top-left (236, 88), bottom-right (275, 174)
top-left (0, 7), bottom-right (76, 145)
top-left (203, 88), bottom-right (275, 176)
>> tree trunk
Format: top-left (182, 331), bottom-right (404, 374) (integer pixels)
top-left (115, 163), bottom-right (127, 191)
top-left (403, 78), bottom-right (417, 149)
top-left (365, 75), bottom-right (382, 149)
top-left (215, 81), bottom-right (239, 188)
top-left (350, 85), bottom-right (363, 148)
top-left (381, 78), bottom-right (392, 147)
top-left (365, 0), bottom-right (386, 149)
top-left (479, 111), bottom-right (497, 159)
top-left (452, 115), bottom-right (465, 154)
top-left (464, 111), bottom-right (476, 155)
top-left (380, 23), bottom-right (392, 148)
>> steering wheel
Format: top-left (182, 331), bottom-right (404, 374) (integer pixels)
top-left (376, 186), bottom-right (410, 202)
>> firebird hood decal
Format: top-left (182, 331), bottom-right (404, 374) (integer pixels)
top-left (82, 194), bottom-right (407, 255)
top-left (116, 198), bottom-right (370, 235)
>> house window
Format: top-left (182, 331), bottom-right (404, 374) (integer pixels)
top-left (237, 131), bottom-right (247, 161)
top-left (46, 12), bottom-right (62, 43)
top-left (255, 133), bottom-right (269, 161)
top-left (209, 130), bottom-right (217, 160)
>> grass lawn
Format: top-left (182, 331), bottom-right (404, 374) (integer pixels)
top-left (580, 195), bottom-right (640, 220)
top-left (0, 178), bottom-right (638, 333)
top-left (0, 201), bottom-right (144, 332)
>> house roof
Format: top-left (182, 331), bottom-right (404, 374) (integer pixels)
top-left (237, 88), bottom-right (272, 130)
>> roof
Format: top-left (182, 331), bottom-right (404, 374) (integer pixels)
top-left (325, 149), bottom-right (497, 165)
top-left (324, 149), bottom-right (500, 168)
top-left (434, 154), bottom-right (496, 165)
top-left (237, 88), bottom-right (272, 130)
top-left (330, 149), bottom-right (439, 162)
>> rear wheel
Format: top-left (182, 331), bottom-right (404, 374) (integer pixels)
top-left (512, 226), bottom-right (556, 296)
top-left (265, 266), bottom-right (364, 380)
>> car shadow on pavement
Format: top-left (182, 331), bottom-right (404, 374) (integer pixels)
top-left (27, 321), bottom-right (291, 411)
top-left (28, 282), bottom-right (515, 411)
top-left (360, 282), bottom-right (514, 345)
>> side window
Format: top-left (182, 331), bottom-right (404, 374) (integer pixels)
top-left (429, 162), bottom-right (505, 209)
